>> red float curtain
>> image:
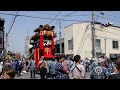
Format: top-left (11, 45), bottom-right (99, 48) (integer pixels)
top-left (51, 31), bottom-right (54, 50)
top-left (36, 48), bottom-right (39, 66)
top-left (40, 31), bottom-right (44, 50)
top-left (34, 48), bottom-right (39, 66)
top-left (34, 49), bottom-right (36, 60)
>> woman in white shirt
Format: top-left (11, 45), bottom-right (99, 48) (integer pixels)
top-left (69, 55), bottom-right (86, 79)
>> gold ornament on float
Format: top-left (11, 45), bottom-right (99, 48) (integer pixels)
top-left (43, 24), bottom-right (50, 30)
top-left (44, 48), bottom-right (51, 55)
top-left (47, 31), bottom-right (52, 36)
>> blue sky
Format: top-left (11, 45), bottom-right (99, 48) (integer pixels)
top-left (0, 11), bottom-right (120, 55)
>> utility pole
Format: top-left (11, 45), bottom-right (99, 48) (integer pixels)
top-left (4, 32), bottom-right (9, 59)
top-left (91, 11), bottom-right (96, 58)
top-left (5, 11), bottom-right (19, 59)
top-left (59, 31), bottom-right (62, 55)
top-left (105, 38), bottom-right (106, 56)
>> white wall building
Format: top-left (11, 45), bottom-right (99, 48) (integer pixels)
top-left (64, 22), bottom-right (120, 60)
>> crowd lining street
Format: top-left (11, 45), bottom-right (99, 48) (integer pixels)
top-left (0, 55), bottom-right (119, 79)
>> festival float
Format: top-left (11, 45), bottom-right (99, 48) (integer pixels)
top-left (30, 24), bottom-right (57, 65)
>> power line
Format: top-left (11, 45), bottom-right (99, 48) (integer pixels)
top-left (95, 28), bottom-right (120, 36)
top-left (55, 11), bottom-right (78, 27)
top-left (73, 13), bottom-right (91, 17)
top-left (8, 12), bottom-right (18, 34)
top-left (49, 11), bottom-right (61, 24)
top-left (32, 11), bottom-right (91, 17)
top-left (78, 24), bottom-right (91, 54)
top-left (97, 11), bottom-right (120, 19)
top-left (5, 11), bottom-right (19, 58)
top-left (96, 11), bottom-right (120, 23)
top-left (94, 12), bottom-right (101, 22)
top-left (0, 12), bottom-right (85, 22)
top-left (31, 11), bottom-right (60, 15)
top-left (95, 15), bottom-right (120, 23)
top-left (0, 13), bottom-right (15, 16)
top-left (7, 11), bottom-right (19, 36)
top-left (60, 11), bottom-right (78, 21)
top-left (65, 14), bottom-right (91, 17)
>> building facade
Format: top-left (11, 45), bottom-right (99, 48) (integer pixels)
top-left (64, 22), bottom-right (120, 60)
top-left (54, 38), bottom-right (64, 55)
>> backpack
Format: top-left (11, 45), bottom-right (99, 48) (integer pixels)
top-left (70, 63), bottom-right (74, 69)
top-left (38, 61), bottom-right (47, 75)
top-left (62, 61), bottom-right (70, 74)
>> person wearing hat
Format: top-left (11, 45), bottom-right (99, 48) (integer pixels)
top-left (90, 58), bottom-right (109, 79)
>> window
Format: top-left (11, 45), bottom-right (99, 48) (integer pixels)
top-left (95, 39), bottom-right (101, 49)
top-left (112, 41), bottom-right (119, 49)
top-left (68, 39), bottom-right (73, 50)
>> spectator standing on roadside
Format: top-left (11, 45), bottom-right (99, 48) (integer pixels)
top-left (55, 55), bottom-right (69, 79)
top-left (69, 55), bottom-right (86, 79)
top-left (29, 58), bottom-right (36, 78)
top-left (90, 58), bottom-right (109, 79)
top-left (37, 56), bottom-right (49, 79)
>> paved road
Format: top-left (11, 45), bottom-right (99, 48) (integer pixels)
top-left (0, 71), bottom-right (90, 79)
top-left (85, 72), bottom-right (90, 79)
top-left (14, 73), bottom-right (40, 79)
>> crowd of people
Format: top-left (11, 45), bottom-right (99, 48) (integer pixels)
top-left (0, 59), bottom-right (24, 79)
top-left (36, 55), bottom-right (120, 79)
top-left (0, 55), bottom-right (120, 79)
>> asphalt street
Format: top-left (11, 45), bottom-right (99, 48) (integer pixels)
top-left (0, 71), bottom-right (90, 79)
